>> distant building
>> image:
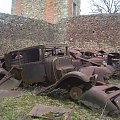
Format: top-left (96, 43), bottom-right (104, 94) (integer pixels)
top-left (11, 0), bottom-right (81, 23)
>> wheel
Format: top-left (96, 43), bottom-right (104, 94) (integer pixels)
top-left (69, 87), bottom-right (83, 100)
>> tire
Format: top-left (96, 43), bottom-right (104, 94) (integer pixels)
top-left (69, 87), bottom-right (83, 100)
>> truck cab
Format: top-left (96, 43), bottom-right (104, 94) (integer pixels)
top-left (3, 44), bottom-right (75, 86)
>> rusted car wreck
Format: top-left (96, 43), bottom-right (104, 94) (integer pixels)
top-left (0, 44), bottom-right (120, 117)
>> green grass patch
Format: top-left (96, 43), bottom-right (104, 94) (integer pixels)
top-left (0, 79), bottom-right (120, 120)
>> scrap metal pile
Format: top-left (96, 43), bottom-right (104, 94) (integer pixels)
top-left (0, 44), bottom-right (120, 118)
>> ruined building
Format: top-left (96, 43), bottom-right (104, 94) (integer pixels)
top-left (11, 0), bottom-right (81, 23)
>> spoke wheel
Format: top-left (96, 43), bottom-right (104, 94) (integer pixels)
top-left (69, 87), bottom-right (83, 100)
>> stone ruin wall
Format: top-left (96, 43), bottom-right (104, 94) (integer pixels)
top-left (0, 13), bottom-right (120, 55)
top-left (0, 13), bottom-right (55, 55)
top-left (56, 14), bottom-right (120, 52)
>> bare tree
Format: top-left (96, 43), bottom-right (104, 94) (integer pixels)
top-left (90, 0), bottom-right (120, 14)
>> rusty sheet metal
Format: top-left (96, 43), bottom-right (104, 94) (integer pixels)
top-left (0, 75), bottom-right (21, 90)
top-left (89, 57), bottom-right (104, 65)
top-left (114, 95), bottom-right (120, 109)
top-left (0, 68), bottom-right (8, 75)
top-left (0, 90), bottom-right (22, 98)
top-left (80, 85), bottom-right (120, 116)
top-left (28, 104), bottom-right (73, 119)
top-left (105, 65), bottom-right (115, 74)
top-left (79, 66), bottom-right (114, 82)
top-left (69, 49), bottom-right (82, 59)
top-left (69, 49), bottom-right (101, 67)
top-left (79, 66), bottom-right (94, 77)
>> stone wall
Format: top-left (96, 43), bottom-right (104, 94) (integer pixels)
top-left (54, 0), bottom-right (81, 22)
top-left (12, 0), bottom-right (69, 23)
top-left (11, 0), bottom-right (81, 23)
top-left (21, 0), bottom-right (45, 20)
top-left (55, 14), bottom-right (120, 52)
top-left (0, 13), bottom-right (54, 55)
top-left (11, 0), bottom-right (45, 20)
top-left (54, 0), bottom-right (68, 23)
top-left (0, 13), bottom-right (120, 55)
top-left (11, 0), bottom-right (19, 15)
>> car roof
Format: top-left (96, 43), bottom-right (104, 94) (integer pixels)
top-left (7, 44), bottom-right (68, 54)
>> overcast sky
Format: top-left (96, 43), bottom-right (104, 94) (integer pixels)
top-left (0, 0), bottom-right (12, 14)
top-left (81, 0), bottom-right (92, 15)
top-left (0, 0), bottom-right (91, 15)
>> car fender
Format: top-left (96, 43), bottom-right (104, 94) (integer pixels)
top-left (52, 71), bottom-right (91, 89)
top-left (80, 85), bottom-right (120, 116)
top-left (36, 71), bottom-right (91, 95)
top-left (60, 71), bottom-right (90, 82)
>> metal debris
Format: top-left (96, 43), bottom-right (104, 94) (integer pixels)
top-left (28, 104), bottom-right (73, 119)
top-left (79, 66), bottom-right (114, 82)
top-left (0, 72), bottom-right (22, 90)
top-left (80, 85), bottom-right (120, 116)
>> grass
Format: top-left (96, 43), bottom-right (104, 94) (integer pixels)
top-left (0, 79), bottom-right (120, 120)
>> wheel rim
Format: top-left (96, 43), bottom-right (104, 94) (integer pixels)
top-left (69, 87), bottom-right (83, 100)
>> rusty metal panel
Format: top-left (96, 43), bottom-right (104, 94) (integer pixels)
top-left (21, 62), bottom-right (46, 85)
top-left (54, 57), bottom-right (74, 79)
top-left (79, 66), bottom-right (94, 77)
top-left (114, 95), bottom-right (120, 109)
top-left (69, 49), bottom-right (82, 59)
top-left (0, 68), bottom-right (8, 76)
top-left (9, 67), bottom-right (22, 80)
top-left (80, 85), bottom-right (120, 116)
top-left (28, 104), bottom-right (72, 119)
top-left (0, 75), bottom-right (21, 90)
top-left (89, 57), bottom-right (104, 65)
top-left (80, 66), bottom-right (114, 82)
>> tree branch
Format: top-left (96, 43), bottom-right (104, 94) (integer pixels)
top-left (90, 0), bottom-right (120, 14)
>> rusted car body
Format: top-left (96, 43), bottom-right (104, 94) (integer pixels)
top-left (80, 85), bottom-right (120, 116)
top-left (37, 78), bottom-right (120, 116)
top-left (107, 52), bottom-right (120, 79)
top-left (69, 49), bottom-right (120, 79)
top-left (79, 65), bottom-right (115, 83)
top-left (0, 44), bottom-right (120, 116)
top-left (1, 44), bottom-right (91, 90)
top-left (69, 49), bottom-right (115, 83)
top-left (69, 49), bottom-right (105, 65)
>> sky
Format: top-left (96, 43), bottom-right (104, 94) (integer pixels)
top-left (81, 0), bottom-right (92, 15)
top-left (0, 0), bottom-right (91, 15)
top-left (0, 0), bottom-right (12, 14)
